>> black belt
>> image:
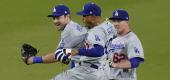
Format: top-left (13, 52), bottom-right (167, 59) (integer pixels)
top-left (90, 64), bottom-right (98, 69)
top-left (78, 62), bottom-right (99, 69)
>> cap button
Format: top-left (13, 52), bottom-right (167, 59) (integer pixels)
top-left (90, 11), bottom-right (93, 14)
top-left (65, 11), bottom-right (67, 14)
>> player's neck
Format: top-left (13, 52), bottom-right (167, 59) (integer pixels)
top-left (61, 18), bottom-right (71, 30)
top-left (64, 18), bottom-right (71, 26)
top-left (119, 27), bottom-right (131, 36)
top-left (66, 18), bottom-right (71, 24)
top-left (94, 17), bottom-right (103, 26)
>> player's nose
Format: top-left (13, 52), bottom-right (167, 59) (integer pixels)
top-left (113, 21), bottom-right (119, 25)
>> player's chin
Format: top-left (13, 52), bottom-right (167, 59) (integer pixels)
top-left (57, 26), bottom-right (64, 31)
top-left (85, 24), bottom-right (93, 29)
top-left (55, 23), bottom-right (61, 26)
top-left (56, 27), bottom-right (63, 31)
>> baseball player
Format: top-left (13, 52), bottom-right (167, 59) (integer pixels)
top-left (23, 5), bottom-right (87, 68)
top-left (51, 3), bottom-right (117, 80)
top-left (106, 9), bottom-right (144, 80)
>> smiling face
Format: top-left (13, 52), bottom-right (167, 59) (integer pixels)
top-left (52, 15), bottom-right (69, 31)
top-left (111, 20), bottom-right (129, 35)
top-left (81, 15), bottom-right (102, 29)
top-left (81, 15), bottom-right (94, 29)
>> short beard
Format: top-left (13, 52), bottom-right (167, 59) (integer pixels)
top-left (85, 23), bottom-right (95, 29)
top-left (56, 25), bottom-right (66, 31)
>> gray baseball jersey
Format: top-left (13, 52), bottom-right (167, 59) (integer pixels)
top-left (57, 21), bottom-right (87, 49)
top-left (52, 21), bottom-right (117, 80)
top-left (71, 21), bottom-right (116, 64)
top-left (107, 32), bottom-right (144, 80)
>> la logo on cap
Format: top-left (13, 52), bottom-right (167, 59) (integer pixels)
top-left (115, 11), bottom-right (118, 16)
top-left (53, 8), bottom-right (56, 12)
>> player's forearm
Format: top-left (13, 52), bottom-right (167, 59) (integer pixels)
top-left (78, 44), bottom-right (104, 57)
top-left (42, 53), bottom-right (56, 63)
top-left (27, 52), bottom-right (56, 65)
top-left (112, 60), bottom-right (131, 69)
top-left (112, 57), bottom-right (144, 69)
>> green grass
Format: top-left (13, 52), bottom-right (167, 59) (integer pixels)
top-left (0, 0), bottom-right (170, 80)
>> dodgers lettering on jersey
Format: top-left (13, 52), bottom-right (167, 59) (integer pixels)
top-left (57, 21), bottom-right (87, 49)
top-left (107, 32), bottom-right (144, 80)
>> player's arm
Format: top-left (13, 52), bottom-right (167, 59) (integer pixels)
top-left (65, 44), bottom-right (104, 57)
top-left (67, 32), bottom-right (105, 57)
top-left (78, 44), bottom-right (104, 57)
top-left (27, 52), bottom-right (56, 64)
top-left (112, 36), bottom-right (144, 69)
top-left (26, 49), bottom-right (70, 65)
top-left (111, 57), bottom-right (144, 69)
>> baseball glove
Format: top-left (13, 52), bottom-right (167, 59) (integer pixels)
top-left (21, 43), bottom-right (38, 65)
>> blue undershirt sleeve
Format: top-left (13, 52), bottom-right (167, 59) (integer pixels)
top-left (78, 44), bottom-right (104, 57)
top-left (129, 57), bottom-right (144, 68)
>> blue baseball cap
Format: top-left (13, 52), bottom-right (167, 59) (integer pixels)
top-left (48, 4), bottom-right (70, 17)
top-left (77, 3), bottom-right (101, 16)
top-left (109, 9), bottom-right (129, 21)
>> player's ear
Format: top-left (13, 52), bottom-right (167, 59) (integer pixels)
top-left (125, 20), bottom-right (129, 24)
top-left (64, 14), bottom-right (70, 18)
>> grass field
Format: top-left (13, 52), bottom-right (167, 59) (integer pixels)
top-left (0, 0), bottom-right (170, 80)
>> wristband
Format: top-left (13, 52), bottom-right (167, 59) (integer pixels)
top-left (33, 56), bottom-right (43, 63)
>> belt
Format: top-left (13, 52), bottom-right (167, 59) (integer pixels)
top-left (78, 62), bottom-right (99, 69)
top-left (90, 64), bottom-right (98, 69)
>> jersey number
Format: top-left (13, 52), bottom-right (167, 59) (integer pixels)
top-left (112, 53), bottom-right (127, 63)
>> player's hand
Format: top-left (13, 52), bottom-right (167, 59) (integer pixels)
top-left (64, 49), bottom-right (79, 56)
top-left (111, 63), bottom-right (117, 68)
top-left (21, 43), bottom-right (38, 65)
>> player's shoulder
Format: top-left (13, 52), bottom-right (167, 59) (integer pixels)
top-left (89, 22), bottom-right (110, 36)
top-left (97, 21), bottom-right (115, 33)
top-left (94, 21), bottom-right (116, 36)
top-left (126, 32), bottom-right (141, 43)
top-left (99, 21), bottom-right (114, 29)
top-left (93, 21), bottom-right (107, 30)
top-left (96, 21), bottom-right (108, 28)
top-left (67, 21), bottom-right (87, 32)
top-left (67, 21), bottom-right (81, 28)
top-left (91, 26), bottom-right (105, 35)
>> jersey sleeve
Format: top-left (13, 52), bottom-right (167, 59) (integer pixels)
top-left (127, 36), bottom-right (144, 59)
top-left (58, 24), bottom-right (87, 48)
top-left (67, 26), bottom-right (87, 48)
top-left (87, 28), bottom-right (106, 47)
top-left (77, 28), bottom-right (106, 57)
top-left (106, 21), bottom-right (117, 38)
